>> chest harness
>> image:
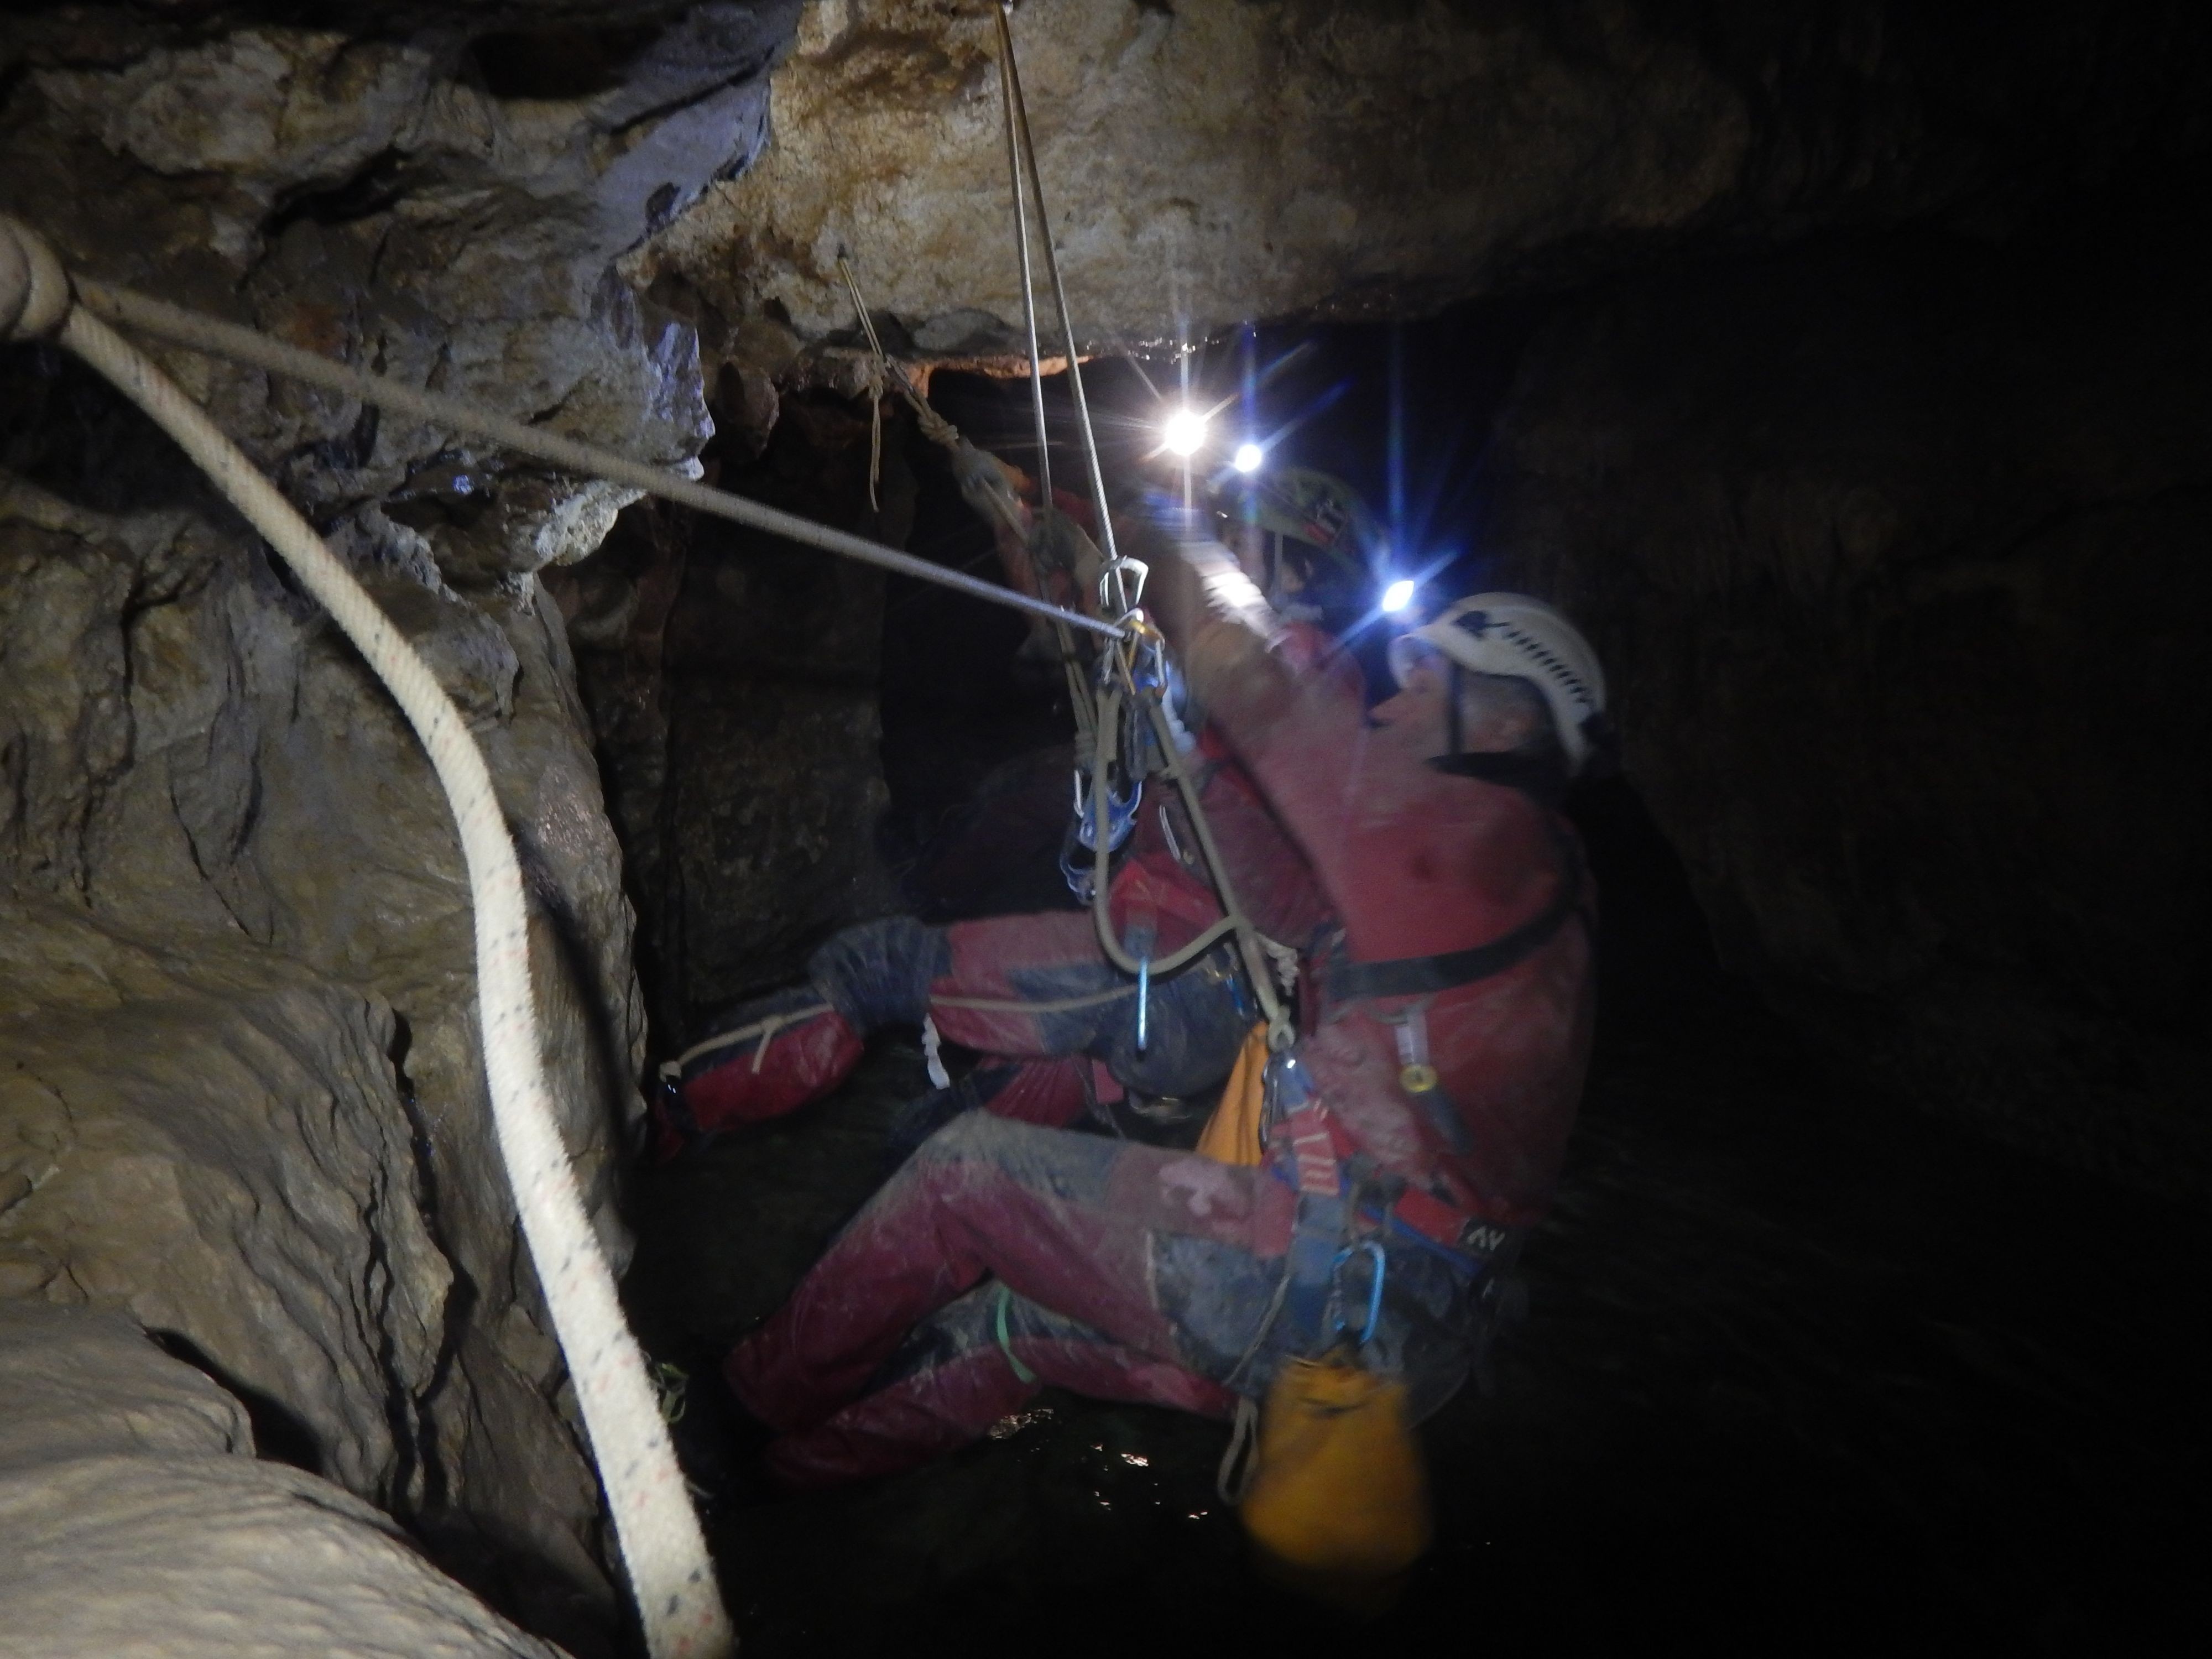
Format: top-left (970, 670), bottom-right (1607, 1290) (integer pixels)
top-left (1267, 808), bottom-right (1588, 1353)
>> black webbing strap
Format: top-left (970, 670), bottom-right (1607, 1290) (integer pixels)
top-left (1426, 747), bottom-right (1570, 805)
top-left (1324, 827), bottom-right (1585, 1001)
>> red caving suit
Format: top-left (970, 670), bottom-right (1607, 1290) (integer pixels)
top-left (717, 610), bottom-right (1597, 1486)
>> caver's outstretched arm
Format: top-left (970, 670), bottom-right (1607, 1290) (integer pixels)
top-left (947, 434), bottom-right (1106, 635)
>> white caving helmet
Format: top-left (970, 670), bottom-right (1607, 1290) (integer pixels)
top-left (1389, 593), bottom-right (1609, 774)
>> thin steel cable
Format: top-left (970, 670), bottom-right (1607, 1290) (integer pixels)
top-left (70, 276), bottom-right (1123, 643)
top-left (994, 3), bottom-right (1123, 580)
top-left (835, 255), bottom-right (890, 512)
top-left (994, 37), bottom-right (1055, 520)
top-left (987, 44), bottom-right (1097, 747)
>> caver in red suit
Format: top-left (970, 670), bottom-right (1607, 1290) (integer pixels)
top-left (716, 545), bottom-right (1607, 1488)
top-left (653, 639), bottom-right (1344, 1159)
top-left (652, 458), bottom-right (1342, 1160)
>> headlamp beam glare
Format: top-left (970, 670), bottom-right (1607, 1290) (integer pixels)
top-left (1381, 577), bottom-right (1417, 613)
top-left (1232, 441), bottom-right (1263, 473)
top-left (1162, 406), bottom-right (1208, 457)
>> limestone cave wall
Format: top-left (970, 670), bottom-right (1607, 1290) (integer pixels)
top-left (1, 3), bottom-right (799, 1642)
top-left (545, 385), bottom-right (901, 1048)
top-left (645, 0), bottom-right (2211, 346)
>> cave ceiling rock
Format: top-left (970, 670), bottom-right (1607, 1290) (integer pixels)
top-left (641, 0), bottom-right (2211, 383)
top-left (643, 0), bottom-right (1760, 352)
top-left (11, 2), bottom-right (797, 582)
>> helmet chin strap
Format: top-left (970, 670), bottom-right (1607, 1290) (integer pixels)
top-left (1430, 662), bottom-right (1570, 806)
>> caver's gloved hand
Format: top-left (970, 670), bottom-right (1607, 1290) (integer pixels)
top-left (652, 919), bottom-right (948, 1158)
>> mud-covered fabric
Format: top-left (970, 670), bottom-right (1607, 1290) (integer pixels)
top-left (808, 916), bottom-right (950, 1031)
top-left (726, 1113), bottom-right (1482, 1486)
top-left (665, 990), bottom-right (863, 1151)
top-left (1178, 599), bottom-right (1598, 1226)
top-left (881, 1056), bottom-right (1093, 1160)
top-left (807, 909), bottom-right (1255, 1102)
top-left (675, 908), bottom-right (1255, 1151)
top-left (934, 913), bottom-right (1253, 1101)
top-left (674, 714), bottom-right (1316, 1145)
top-left (758, 1285), bottom-right (1235, 1488)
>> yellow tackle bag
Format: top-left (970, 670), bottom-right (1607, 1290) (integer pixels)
top-left (1196, 1027), bottom-right (1433, 1613)
top-left (1238, 1354), bottom-right (1432, 1614)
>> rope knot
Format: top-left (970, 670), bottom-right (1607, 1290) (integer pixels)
top-left (912, 398), bottom-right (961, 450)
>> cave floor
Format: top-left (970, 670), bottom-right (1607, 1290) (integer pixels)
top-left (623, 980), bottom-right (2208, 1658)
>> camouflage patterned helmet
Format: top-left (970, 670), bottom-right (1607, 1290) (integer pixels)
top-left (1238, 467), bottom-right (1383, 579)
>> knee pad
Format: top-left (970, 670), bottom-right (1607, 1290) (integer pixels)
top-left (1098, 952), bottom-right (1251, 1100)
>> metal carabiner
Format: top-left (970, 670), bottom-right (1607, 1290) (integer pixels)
top-left (1331, 1238), bottom-right (1387, 1348)
top-left (1134, 953), bottom-right (1150, 1053)
top-left (1072, 767), bottom-right (1141, 852)
top-left (1096, 554), bottom-right (1149, 619)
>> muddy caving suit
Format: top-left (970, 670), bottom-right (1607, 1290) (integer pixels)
top-left (685, 618), bottom-right (1595, 1486)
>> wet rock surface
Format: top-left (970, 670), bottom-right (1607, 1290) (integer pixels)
top-left (1, 4), bottom-right (798, 1641)
top-left (0, 1303), bottom-right (562, 1659)
top-left (624, 792), bottom-right (2208, 1655)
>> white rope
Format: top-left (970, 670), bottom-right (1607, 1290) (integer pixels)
top-left (2, 218), bottom-right (731, 1659)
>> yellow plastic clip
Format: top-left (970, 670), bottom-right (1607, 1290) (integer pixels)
top-left (1392, 1007), bottom-right (1437, 1094)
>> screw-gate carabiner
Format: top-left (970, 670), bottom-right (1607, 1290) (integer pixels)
top-left (1331, 1239), bottom-right (1387, 1348)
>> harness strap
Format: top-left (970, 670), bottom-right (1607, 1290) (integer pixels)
top-left (1271, 1060), bottom-right (1347, 1341)
top-left (1274, 1063), bottom-right (1507, 1292)
top-left (1426, 747), bottom-right (1570, 805)
top-left (1324, 826), bottom-right (1584, 1002)
top-left (1389, 1182), bottom-right (1515, 1259)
